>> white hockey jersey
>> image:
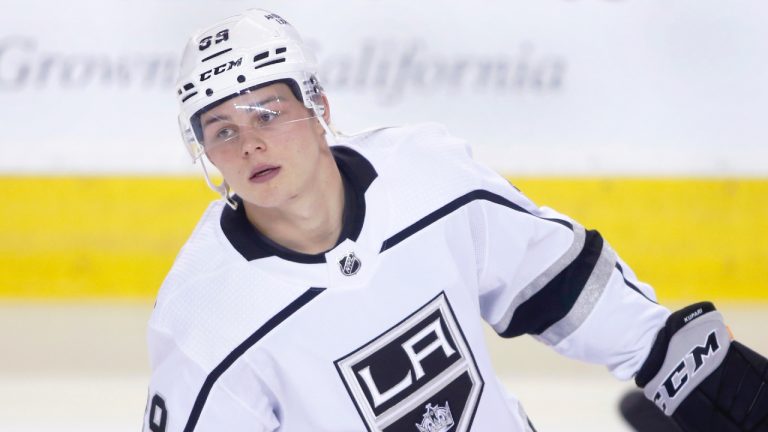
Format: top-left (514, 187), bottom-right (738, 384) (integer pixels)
top-left (144, 123), bottom-right (670, 432)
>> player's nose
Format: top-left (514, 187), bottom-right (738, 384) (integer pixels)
top-left (240, 128), bottom-right (266, 156)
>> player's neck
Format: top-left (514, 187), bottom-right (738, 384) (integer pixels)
top-left (243, 161), bottom-right (345, 255)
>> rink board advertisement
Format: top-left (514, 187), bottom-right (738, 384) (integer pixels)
top-left (0, 0), bottom-right (766, 299)
top-left (2, 0), bottom-right (767, 175)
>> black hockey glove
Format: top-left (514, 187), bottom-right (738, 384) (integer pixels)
top-left (635, 302), bottom-right (768, 432)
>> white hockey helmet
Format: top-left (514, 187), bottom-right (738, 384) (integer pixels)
top-left (175, 9), bottom-right (326, 162)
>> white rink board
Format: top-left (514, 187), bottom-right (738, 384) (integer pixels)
top-left (1, 0), bottom-right (767, 175)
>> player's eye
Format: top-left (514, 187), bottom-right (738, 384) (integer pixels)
top-left (214, 126), bottom-right (238, 142)
top-left (255, 108), bottom-right (280, 125)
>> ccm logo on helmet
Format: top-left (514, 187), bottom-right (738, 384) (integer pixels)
top-left (653, 330), bottom-right (720, 410)
top-left (200, 58), bottom-right (242, 82)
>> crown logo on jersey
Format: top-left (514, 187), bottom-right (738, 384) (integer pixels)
top-left (415, 402), bottom-right (454, 432)
top-left (338, 252), bottom-right (361, 276)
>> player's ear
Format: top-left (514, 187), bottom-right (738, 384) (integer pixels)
top-left (319, 93), bottom-right (331, 124)
top-left (312, 92), bottom-right (330, 124)
top-left (311, 93), bottom-right (331, 137)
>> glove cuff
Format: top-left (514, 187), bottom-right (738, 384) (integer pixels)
top-left (636, 302), bottom-right (731, 415)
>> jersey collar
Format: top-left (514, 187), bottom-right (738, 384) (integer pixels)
top-left (219, 145), bottom-right (377, 263)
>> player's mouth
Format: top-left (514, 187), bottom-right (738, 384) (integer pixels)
top-left (249, 165), bottom-right (281, 183)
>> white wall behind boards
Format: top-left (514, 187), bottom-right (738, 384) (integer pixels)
top-left (1, 0), bottom-right (766, 175)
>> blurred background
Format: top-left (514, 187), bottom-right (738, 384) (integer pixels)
top-left (1, 1), bottom-right (766, 430)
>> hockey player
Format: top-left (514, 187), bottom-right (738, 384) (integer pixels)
top-left (144, 9), bottom-right (768, 432)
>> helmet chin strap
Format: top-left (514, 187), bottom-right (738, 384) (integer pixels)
top-left (318, 117), bottom-right (337, 145)
top-left (200, 157), bottom-right (238, 210)
top-left (313, 102), bottom-right (337, 145)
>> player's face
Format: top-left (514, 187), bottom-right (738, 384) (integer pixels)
top-left (200, 82), bottom-right (330, 209)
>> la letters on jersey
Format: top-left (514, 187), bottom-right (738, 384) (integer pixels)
top-left (335, 292), bottom-right (483, 432)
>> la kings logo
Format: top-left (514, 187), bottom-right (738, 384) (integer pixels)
top-left (335, 292), bottom-right (483, 432)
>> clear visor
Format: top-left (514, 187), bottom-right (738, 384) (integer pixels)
top-left (183, 82), bottom-right (319, 160)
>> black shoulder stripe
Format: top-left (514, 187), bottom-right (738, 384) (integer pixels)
top-left (615, 262), bottom-right (657, 304)
top-left (183, 287), bottom-right (326, 432)
top-left (380, 189), bottom-right (572, 252)
top-left (500, 230), bottom-right (604, 338)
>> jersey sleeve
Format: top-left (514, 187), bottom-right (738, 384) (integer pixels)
top-left (458, 139), bottom-right (670, 380)
top-left (143, 324), bottom-right (279, 432)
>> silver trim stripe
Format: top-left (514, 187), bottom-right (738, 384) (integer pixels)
top-left (377, 359), bottom-right (468, 429)
top-left (492, 223), bottom-right (587, 334)
top-left (537, 241), bottom-right (617, 346)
